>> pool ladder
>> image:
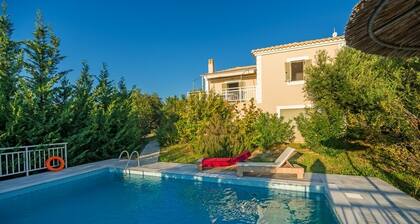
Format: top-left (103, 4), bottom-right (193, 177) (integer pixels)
top-left (118, 150), bottom-right (140, 175)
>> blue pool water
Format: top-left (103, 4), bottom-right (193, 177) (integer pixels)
top-left (0, 169), bottom-right (338, 224)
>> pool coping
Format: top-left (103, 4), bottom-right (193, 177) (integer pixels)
top-left (1, 159), bottom-right (419, 224)
top-left (0, 159), bottom-right (123, 194)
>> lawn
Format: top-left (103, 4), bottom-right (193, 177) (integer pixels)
top-left (159, 144), bottom-right (203, 164)
top-left (159, 143), bottom-right (419, 199)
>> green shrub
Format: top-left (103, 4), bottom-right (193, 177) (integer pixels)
top-left (157, 93), bottom-right (295, 154)
top-left (156, 92), bottom-right (235, 147)
top-left (304, 48), bottom-right (419, 146)
top-left (253, 113), bottom-right (294, 149)
top-left (156, 115), bottom-right (179, 146)
top-left (176, 92), bottom-right (234, 143)
top-left (156, 96), bottom-right (184, 146)
top-left (235, 99), bottom-right (263, 150)
top-left (365, 142), bottom-right (420, 198)
top-left (295, 109), bottom-right (346, 155)
top-left (193, 113), bottom-right (241, 157)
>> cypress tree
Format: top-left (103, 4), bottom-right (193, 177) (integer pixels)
top-left (54, 76), bottom-right (73, 140)
top-left (110, 78), bottom-right (131, 152)
top-left (23, 11), bottom-right (70, 144)
top-left (55, 77), bottom-right (72, 106)
top-left (68, 62), bottom-right (95, 164)
top-left (71, 62), bottom-right (93, 130)
top-left (0, 3), bottom-right (158, 163)
top-left (117, 77), bottom-right (129, 99)
top-left (94, 63), bottom-right (114, 110)
top-left (0, 1), bottom-right (23, 146)
top-left (89, 63), bottom-right (115, 160)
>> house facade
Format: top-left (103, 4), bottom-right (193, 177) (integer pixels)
top-left (202, 35), bottom-right (345, 142)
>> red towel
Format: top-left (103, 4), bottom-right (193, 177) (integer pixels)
top-left (201, 151), bottom-right (251, 169)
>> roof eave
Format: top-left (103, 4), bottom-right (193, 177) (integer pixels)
top-left (251, 37), bottom-right (346, 56)
top-left (203, 68), bottom-right (257, 79)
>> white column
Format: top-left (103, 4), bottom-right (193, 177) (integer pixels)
top-left (256, 55), bottom-right (262, 103)
top-left (203, 76), bottom-right (209, 92)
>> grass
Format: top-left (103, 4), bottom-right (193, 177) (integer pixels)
top-left (159, 143), bottom-right (202, 164)
top-left (251, 143), bottom-right (374, 175)
top-left (158, 142), bottom-right (419, 199)
top-left (253, 143), bottom-right (419, 199)
top-left (160, 143), bottom-right (377, 175)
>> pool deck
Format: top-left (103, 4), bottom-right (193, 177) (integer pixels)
top-left (1, 159), bottom-right (419, 224)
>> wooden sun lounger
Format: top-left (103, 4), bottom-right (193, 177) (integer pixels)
top-left (236, 147), bottom-right (304, 179)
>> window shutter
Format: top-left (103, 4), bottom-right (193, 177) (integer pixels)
top-left (222, 82), bottom-right (228, 90)
top-left (303, 59), bottom-right (312, 78)
top-left (285, 62), bottom-right (291, 82)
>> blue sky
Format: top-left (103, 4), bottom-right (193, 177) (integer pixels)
top-left (10, 0), bottom-right (357, 97)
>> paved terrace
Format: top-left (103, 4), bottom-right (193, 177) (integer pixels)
top-left (0, 159), bottom-right (419, 224)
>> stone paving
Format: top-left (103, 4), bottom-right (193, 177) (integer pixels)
top-left (139, 140), bottom-right (160, 165)
top-left (120, 140), bottom-right (160, 168)
top-left (0, 159), bottom-right (125, 194)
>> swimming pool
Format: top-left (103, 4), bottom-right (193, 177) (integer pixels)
top-left (0, 168), bottom-right (339, 223)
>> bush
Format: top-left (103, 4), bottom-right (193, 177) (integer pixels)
top-left (193, 113), bottom-right (241, 157)
top-left (296, 48), bottom-right (420, 197)
top-left (176, 92), bottom-right (234, 143)
top-left (156, 96), bottom-right (184, 146)
top-left (156, 115), bottom-right (179, 146)
top-left (304, 48), bottom-right (419, 147)
top-left (365, 142), bottom-right (420, 198)
top-left (156, 92), bottom-right (234, 146)
top-left (235, 99), bottom-right (263, 150)
top-left (295, 109), bottom-right (346, 155)
top-left (252, 113), bottom-right (294, 149)
top-left (157, 94), bottom-right (295, 155)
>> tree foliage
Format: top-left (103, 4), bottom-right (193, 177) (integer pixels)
top-left (0, 7), bottom-right (160, 165)
top-left (299, 48), bottom-right (419, 148)
top-left (0, 1), bottom-right (23, 146)
top-left (156, 96), bottom-right (184, 146)
top-left (297, 48), bottom-right (420, 196)
top-left (157, 93), bottom-right (294, 157)
top-left (252, 113), bottom-right (294, 150)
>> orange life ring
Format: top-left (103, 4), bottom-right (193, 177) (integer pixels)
top-left (46, 156), bottom-right (65, 172)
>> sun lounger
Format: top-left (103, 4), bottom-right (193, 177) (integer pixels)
top-left (236, 147), bottom-right (304, 179)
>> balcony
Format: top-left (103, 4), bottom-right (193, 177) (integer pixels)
top-left (220, 86), bottom-right (256, 102)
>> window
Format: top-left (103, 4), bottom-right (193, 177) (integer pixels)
top-left (224, 82), bottom-right (239, 101)
top-left (222, 81), bottom-right (244, 102)
top-left (291, 61), bottom-right (304, 81)
top-left (285, 59), bottom-right (311, 83)
top-left (227, 82), bottom-right (239, 89)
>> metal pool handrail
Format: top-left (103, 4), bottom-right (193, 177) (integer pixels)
top-left (118, 150), bottom-right (130, 160)
top-left (123, 151), bottom-right (140, 174)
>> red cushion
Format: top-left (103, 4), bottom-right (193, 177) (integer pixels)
top-left (231, 150), bottom-right (251, 163)
top-left (202, 158), bottom-right (233, 168)
top-left (201, 151), bottom-right (251, 168)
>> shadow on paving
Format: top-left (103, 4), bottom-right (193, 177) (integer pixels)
top-left (311, 157), bottom-right (420, 224)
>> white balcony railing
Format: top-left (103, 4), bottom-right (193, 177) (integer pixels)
top-left (220, 86), bottom-right (256, 102)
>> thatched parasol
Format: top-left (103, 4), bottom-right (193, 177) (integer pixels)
top-left (345, 0), bottom-right (420, 57)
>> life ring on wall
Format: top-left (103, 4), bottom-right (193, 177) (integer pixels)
top-left (46, 156), bottom-right (65, 172)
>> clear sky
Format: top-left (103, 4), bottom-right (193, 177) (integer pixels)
top-left (9, 0), bottom-right (357, 97)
